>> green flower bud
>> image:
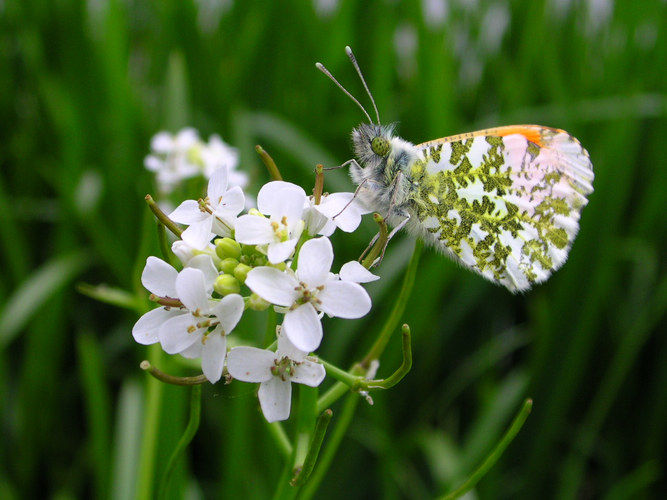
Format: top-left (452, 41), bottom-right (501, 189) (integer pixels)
top-left (214, 274), bottom-right (241, 296)
top-left (233, 263), bottom-right (252, 283)
top-left (241, 244), bottom-right (258, 256)
top-left (219, 257), bottom-right (239, 275)
top-left (247, 293), bottom-right (270, 311)
top-left (268, 260), bottom-right (286, 271)
top-left (215, 237), bottom-right (242, 260)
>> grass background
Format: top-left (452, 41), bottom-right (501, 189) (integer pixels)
top-left (1, 0), bottom-right (666, 498)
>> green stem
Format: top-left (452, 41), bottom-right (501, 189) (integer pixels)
top-left (145, 195), bottom-right (182, 238)
top-left (140, 360), bottom-right (208, 386)
top-left (439, 398), bottom-right (533, 500)
top-left (265, 421), bottom-right (293, 459)
top-left (360, 324), bottom-right (412, 390)
top-left (135, 344), bottom-right (165, 500)
top-left (362, 239), bottom-right (422, 368)
top-left (297, 392), bottom-right (360, 500)
top-left (291, 410), bottom-right (333, 487)
top-left (256, 145), bottom-right (283, 181)
top-left (158, 385), bottom-right (202, 500)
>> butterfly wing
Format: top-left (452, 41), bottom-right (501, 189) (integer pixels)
top-left (409, 125), bottom-right (594, 292)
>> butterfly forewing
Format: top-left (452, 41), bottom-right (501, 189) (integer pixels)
top-left (408, 126), bottom-right (594, 292)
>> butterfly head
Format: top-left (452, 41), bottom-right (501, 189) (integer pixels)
top-left (351, 123), bottom-right (396, 172)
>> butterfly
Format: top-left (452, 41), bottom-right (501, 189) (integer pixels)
top-left (317, 47), bottom-right (594, 293)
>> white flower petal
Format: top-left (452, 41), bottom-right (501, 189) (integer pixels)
top-left (187, 254), bottom-right (219, 290)
top-left (257, 181), bottom-right (306, 217)
top-left (277, 332), bottom-right (308, 362)
top-left (282, 304), bottom-right (322, 352)
top-left (267, 239), bottom-right (298, 264)
top-left (179, 341), bottom-right (202, 359)
top-left (169, 200), bottom-right (206, 225)
top-left (207, 167), bottom-right (229, 201)
top-left (202, 333), bottom-right (227, 383)
top-left (339, 261), bottom-right (380, 283)
top-left (211, 294), bottom-right (245, 333)
top-left (291, 360), bottom-right (326, 387)
top-left (315, 193), bottom-right (368, 232)
top-left (132, 307), bottom-right (183, 345)
top-left (214, 185), bottom-right (245, 215)
top-left (245, 267), bottom-right (298, 306)
top-left (234, 215), bottom-right (274, 245)
top-left (158, 314), bottom-right (202, 354)
top-left (180, 219), bottom-right (214, 250)
top-left (296, 237), bottom-right (333, 286)
top-left (258, 377), bottom-right (292, 422)
top-left (175, 268), bottom-right (211, 312)
top-left (227, 346), bottom-right (275, 382)
top-left (318, 281), bottom-right (371, 318)
top-left (151, 132), bottom-right (173, 153)
top-left (141, 256), bottom-right (178, 297)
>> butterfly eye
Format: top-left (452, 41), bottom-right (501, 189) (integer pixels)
top-left (371, 137), bottom-right (390, 157)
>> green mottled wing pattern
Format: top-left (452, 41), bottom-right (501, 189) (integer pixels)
top-left (407, 126), bottom-right (594, 292)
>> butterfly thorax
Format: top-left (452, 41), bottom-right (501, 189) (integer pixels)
top-left (350, 123), bottom-right (418, 220)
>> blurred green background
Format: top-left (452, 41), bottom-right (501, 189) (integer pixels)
top-left (1, 0), bottom-right (666, 499)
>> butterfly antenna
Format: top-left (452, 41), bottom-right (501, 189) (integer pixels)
top-left (345, 46), bottom-right (381, 125)
top-left (316, 61), bottom-right (373, 125)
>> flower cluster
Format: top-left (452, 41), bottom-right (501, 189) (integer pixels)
top-left (134, 131), bottom-right (376, 422)
top-left (144, 127), bottom-right (247, 196)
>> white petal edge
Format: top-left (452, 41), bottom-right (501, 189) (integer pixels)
top-left (132, 307), bottom-right (182, 345)
top-left (267, 239), bottom-right (298, 264)
top-left (291, 360), bottom-right (326, 387)
top-left (258, 377), bottom-right (292, 422)
top-left (169, 200), bottom-right (206, 225)
top-left (245, 267), bottom-right (298, 307)
top-left (296, 237), bottom-right (333, 286)
top-left (227, 346), bottom-right (275, 383)
top-left (234, 215), bottom-right (275, 245)
top-left (212, 294), bottom-right (245, 333)
top-left (282, 304), bottom-right (323, 353)
top-left (175, 268), bottom-right (211, 312)
top-left (141, 256), bottom-right (178, 297)
top-left (201, 333), bottom-right (227, 383)
top-left (318, 281), bottom-right (371, 319)
top-left (158, 314), bottom-right (203, 354)
top-left (339, 261), bottom-right (380, 283)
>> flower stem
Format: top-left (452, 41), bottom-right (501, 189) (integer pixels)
top-left (297, 392), bottom-right (360, 500)
top-left (140, 360), bottom-right (208, 385)
top-left (362, 238), bottom-right (422, 368)
top-left (265, 421), bottom-right (293, 459)
top-left (291, 409), bottom-right (333, 486)
top-left (313, 164), bottom-right (324, 205)
top-left (135, 345), bottom-right (164, 500)
top-left (359, 324), bottom-right (412, 390)
top-left (439, 398), bottom-right (534, 500)
top-left (256, 145), bottom-right (283, 181)
top-left (145, 195), bottom-right (182, 238)
top-left (158, 385), bottom-right (202, 500)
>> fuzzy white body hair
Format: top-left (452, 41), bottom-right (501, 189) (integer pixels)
top-left (349, 123), bottom-right (419, 227)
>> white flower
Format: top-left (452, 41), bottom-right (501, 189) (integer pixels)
top-left (132, 256), bottom-right (243, 383)
top-left (132, 255), bottom-right (218, 346)
top-left (159, 268), bottom-right (244, 383)
top-left (244, 237), bottom-right (372, 352)
top-left (144, 128), bottom-right (203, 193)
top-left (235, 181), bottom-right (307, 264)
top-left (226, 332), bottom-right (326, 422)
top-left (304, 192), bottom-right (370, 236)
top-left (169, 168), bottom-right (245, 249)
